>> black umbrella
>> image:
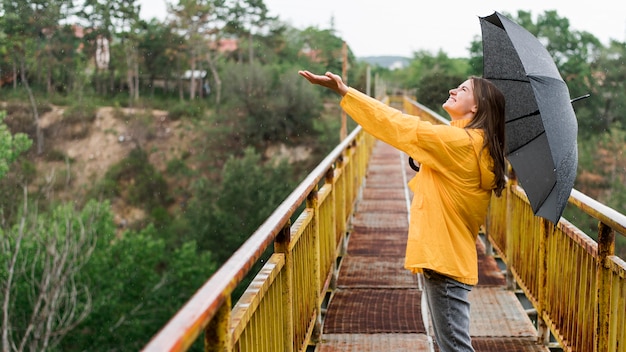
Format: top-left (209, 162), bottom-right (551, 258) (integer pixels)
top-left (479, 11), bottom-right (581, 224)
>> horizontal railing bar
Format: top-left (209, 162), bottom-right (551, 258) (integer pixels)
top-left (569, 189), bottom-right (626, 235)
top-left (142, 126), bottom-right (363, 351)
top-left (403, 96), bottom-right (450, 125)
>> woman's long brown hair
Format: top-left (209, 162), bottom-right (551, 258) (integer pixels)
top-left (466, 76), bottom-right (507, 197)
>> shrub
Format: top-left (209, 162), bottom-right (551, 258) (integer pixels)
top-left (168, 102), bottom-right (205, 120)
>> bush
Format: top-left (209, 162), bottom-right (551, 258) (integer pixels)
top-left (97, 148), bottom-right (172, 211)
top-left (168, 102), bottom-right (205, 120)
top-left (63, 104), bottom-right (97, 124)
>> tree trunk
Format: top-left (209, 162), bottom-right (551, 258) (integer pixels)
top-left (189, 54), bottom-right (197, 100)
top-left (19, 59), bottom-right (43, 155)
top-left (248, 32), bottom-right (254, 63)
top-left (12, 62), bottom-right (17, 90)
top-left (206, 52), bottom-right (222, 112)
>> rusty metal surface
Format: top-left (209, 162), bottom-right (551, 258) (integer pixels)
top-left (318, 334), bottom-right (432, 352)
top-left (476, 239), bottom-right (506, 287)
top-left (361, 187), bottom-right (406, 200)
top-left (357, 199), bottom-right (407, 213)
top-left (337, 256), bottom-right (417, 288)
top-left (366, 169), bottom-right (406, 189)
top-left (323, 289), bottom-right (425, 334)
top-left (345, 229), bottom-right (407, 257)
top-left (468, 287), bottom-right (537, 337)
top-left (352, 211), bottom-right (408, 231)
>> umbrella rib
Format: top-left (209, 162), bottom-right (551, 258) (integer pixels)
top-left (487, 77), bottom-right (530, 84)
top-left (508, 130), bottom-right (546, 155)
top-left (506, 109), bottom-right (540, 124)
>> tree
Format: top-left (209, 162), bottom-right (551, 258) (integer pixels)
top-left (137, 19), bottom-right (184, 97)
top-left (299, 26), bottom-right (349, 75)
top-left (1, 199), bottom-right (109, 352)
top-left (400, 50), bottom-right (471, 116)
top-left (169, 0), bottom-right (224, 101)
top-left (224, 0), bottom-right (273, 63)
top-left (115, 0), bottom-right (143, 102)
top-left (221, 61), bottom-right (322, 145)
top-left (591, 40), bottom-right (626, 131)
top-left (0, 111), bottom-right (32, 181)
top-left (59, 223), bottom-right (217, 351)
top-left (0, 0), bottom-right (72, 154)
top-left (186, 147), bottom-right (295, 263)
top-left (79, 0), bottom-right (115, 95)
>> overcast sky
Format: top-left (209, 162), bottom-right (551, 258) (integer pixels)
top-left (139, 0), bottom-right (626, 58)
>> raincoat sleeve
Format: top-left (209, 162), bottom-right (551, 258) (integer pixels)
top-left (340, 87), bottom-right (473, 172)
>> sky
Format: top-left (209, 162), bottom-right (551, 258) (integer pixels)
top-left (138, 0), bottom-right (626, 58)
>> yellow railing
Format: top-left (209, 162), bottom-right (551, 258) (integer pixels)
top-left (405, 95), bottom-right (626, 351)
top-left (143, 125), bottom-right (375, 352)
top-left (487, 183), bottom-right (626, 352)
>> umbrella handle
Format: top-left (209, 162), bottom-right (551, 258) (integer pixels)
top-left (408, 157), bottom-right (420, 172)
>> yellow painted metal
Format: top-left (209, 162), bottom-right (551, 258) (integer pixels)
top-left (205, 296), bottom-right (231, 352)
top-left (482, 173), bottom-right (626, 351)
top-left (274, 224), bottom-right (294, 352)
top-left (230, 254), bottom-right (285, 352)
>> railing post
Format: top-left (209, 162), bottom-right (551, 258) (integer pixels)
top-left (326, 168), bottom-right (339, 292)
top-left (505, 176), bottom-right (516, 291)
top-left (336, 155), bottom-right (348, 257)
top-left (205, 296), bottom-right (232, 352)
top-left (536, 218), bottom-right (551, 346)
top-left (594, 222), bottom-right (614, 352)
top-left (307, 187), bottom-right (323, 343)
top-left (274, 223), bottom-right (295, 352)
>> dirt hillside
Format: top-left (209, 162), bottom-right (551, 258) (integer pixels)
top-left (37, 105), bottom-right (198, 226)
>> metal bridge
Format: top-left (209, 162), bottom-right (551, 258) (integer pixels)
top-left (143, 95), bottom-right (626, 352)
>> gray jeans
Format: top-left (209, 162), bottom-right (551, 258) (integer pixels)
top-left (422, 269), bottom-right (475, 352)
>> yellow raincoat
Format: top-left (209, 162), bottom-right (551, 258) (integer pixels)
top-left (341, 88), bottom-right (496, 285)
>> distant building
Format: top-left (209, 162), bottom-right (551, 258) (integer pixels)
top-left (388, 60), bottom-right (407, 70)
top-left (299, 43), bottom-right (323, 63)
top-left (95, 36), bottom-right (110, 70)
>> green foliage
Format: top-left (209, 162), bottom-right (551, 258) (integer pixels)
top-left (185, 147), bottom-right (295, 263)
top-left (96, 148), bottom-right (172, 212)
top-left (166, 157), bottom-right (194, 177)
top-left (63, 104), bottom-right (97, 124)
top-left (590, 40), bottom-right (626, 133)
top-left (60, 223), bottom-right (217, 351)
top-left (1, 199), bottom-right (113, 351)
top-left (221, 61), bottom-right (323, 145)
top-left (396, 51), bottom-right (471, 116)
top-left (0, 111), bottom-right (32, 180)
top-left (168, 101), bottom-right (206, 120)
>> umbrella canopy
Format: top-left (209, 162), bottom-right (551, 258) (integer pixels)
top-left (480, 11), bottom-right (578, 224)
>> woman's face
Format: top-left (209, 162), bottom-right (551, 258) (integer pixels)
top-left (442, 79), bottom-right (478, 121)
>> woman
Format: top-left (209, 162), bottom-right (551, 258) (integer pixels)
top-left (299, 70), bottom-right (506, 352)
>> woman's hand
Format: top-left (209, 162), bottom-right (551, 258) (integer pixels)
top-left (298, 70), bottom-right (349, 96)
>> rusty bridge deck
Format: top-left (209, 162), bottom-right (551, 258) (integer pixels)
top-left (316, 140), bottom-right (550, 352)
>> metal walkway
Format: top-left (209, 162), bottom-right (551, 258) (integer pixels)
top-left (317, 140), bottom-right (550, 352)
